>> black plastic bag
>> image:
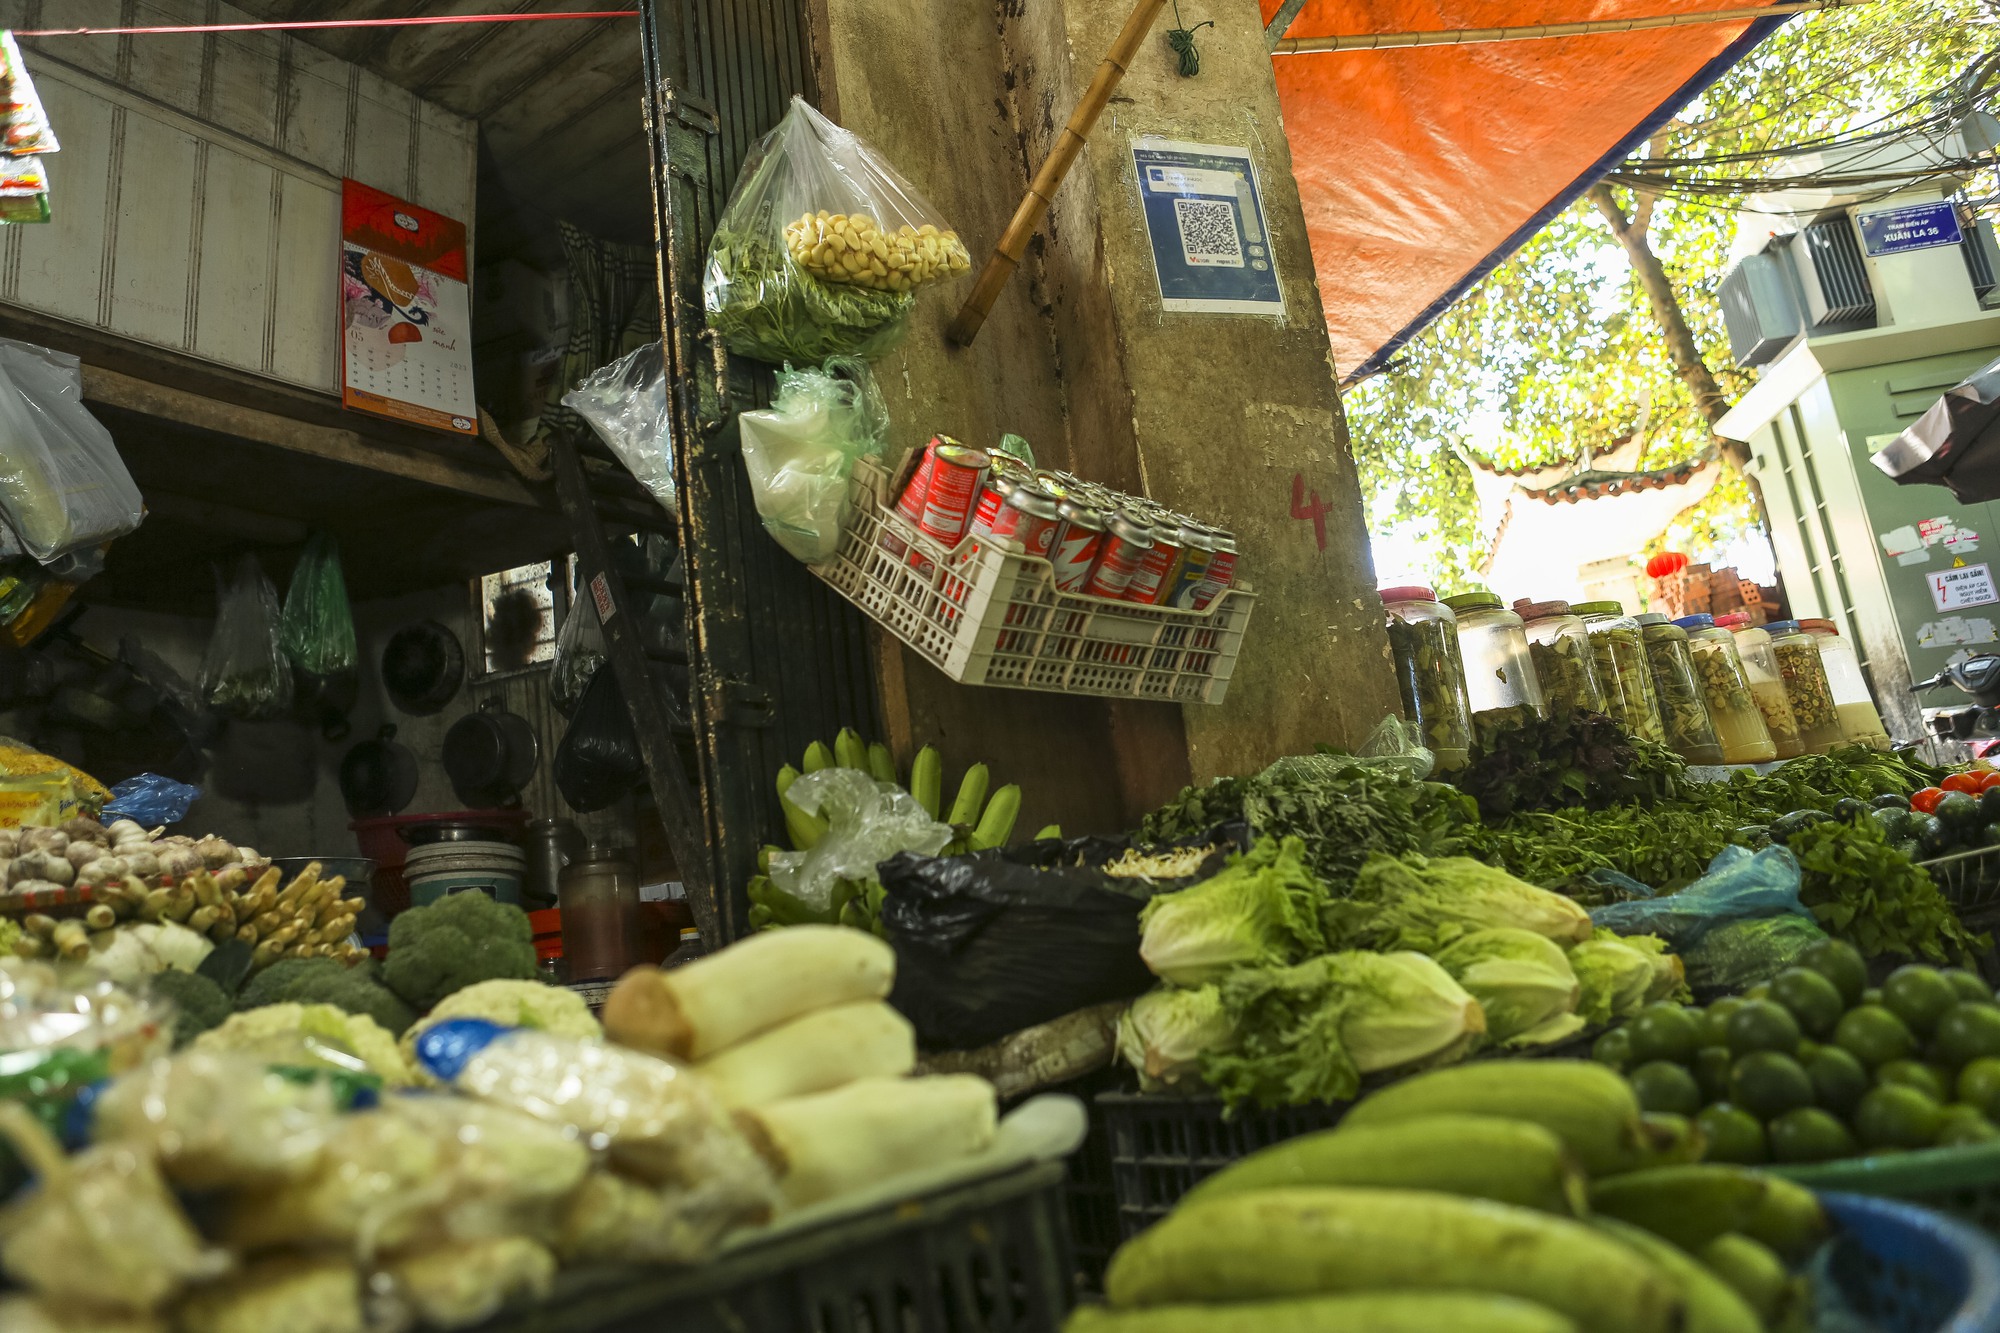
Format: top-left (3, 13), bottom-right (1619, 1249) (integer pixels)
top-left (876, 825), bottom-right (1247, 1050)
top-left (1871, 353), bottom-right (2000, 503)
top-left (554, 666), bottom-right (642, 812)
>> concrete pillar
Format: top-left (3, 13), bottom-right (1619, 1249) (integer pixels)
top-left (810, 0), bottom-right (1397, 830)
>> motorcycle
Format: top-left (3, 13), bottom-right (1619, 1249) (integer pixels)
top-left (1915, 654), bottom-right (2000, 751)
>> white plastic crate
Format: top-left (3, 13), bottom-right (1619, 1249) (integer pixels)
top-left (811, 458), bottom-right (1254, 702)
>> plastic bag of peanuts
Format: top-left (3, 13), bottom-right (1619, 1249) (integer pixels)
top-left (704, 97), bottom-right (971, 366)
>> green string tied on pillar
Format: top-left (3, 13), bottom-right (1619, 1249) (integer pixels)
top-left (1166, 1), bottom-right (1213, 78)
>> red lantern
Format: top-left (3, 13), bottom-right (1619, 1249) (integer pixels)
top-left (1647, 551), bottom-right (1689, 579)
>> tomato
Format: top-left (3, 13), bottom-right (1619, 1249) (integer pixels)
top-left (1944, 772), bottom-right (1987, 794)
top-left (1912, 787), bottom-right (1948, 814)
top-left (1978, 771), bottom-right (2000, 793)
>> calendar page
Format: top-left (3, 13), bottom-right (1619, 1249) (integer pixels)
top-left (340, 180), bottom-right (477, 436)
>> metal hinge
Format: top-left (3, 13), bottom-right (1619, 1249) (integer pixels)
top-left (712, 678), bottom-right (774, 729)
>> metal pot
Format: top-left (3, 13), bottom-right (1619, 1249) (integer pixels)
top-left (337, 725), bottom-right (418, 818)
top-left (382, 620), bottom-right (464, 716)
top-left (443, 698), bottom-right (539, 807)
top-left (396, 811), bottom-right (531, 846)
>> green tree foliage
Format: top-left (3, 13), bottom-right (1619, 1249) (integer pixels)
top-left (1346, 0), bottom-right (1996, 592)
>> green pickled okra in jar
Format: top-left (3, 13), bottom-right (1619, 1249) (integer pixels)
top-left (1636, 613), bottom-right (1724, 764)
top-left (1383, 586), bottom-right (1472, 770)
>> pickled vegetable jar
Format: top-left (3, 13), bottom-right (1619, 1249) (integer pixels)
top-left (1764, 620), bottom-right (1847, 754)
top-left (1721, 615), bottom-right (1804, 760)
top-left (1801, 619), bottom-right (1891, 750)
top-left (1675, 614), bottom-right (1776, 764)
top-left (1636, 613), bottom-right (1724, 764)
top-left (1383, 586), bottom-right (1472, 770)
top-left (1515, 599), bottom-right (1606, 715)
top-left (1573, 601), bottom-right (1666, 744)
top-left (1442, 591), bottom-right (1546, 721)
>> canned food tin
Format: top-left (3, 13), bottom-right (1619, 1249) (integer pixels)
top-left (889, 441), bottom-right (943, 549)
top-left (1189, 531), bottom-right (1237, 611)
top-left (918, 441), bottom-right (990, 547)
top-left (1125, 522), bottom-right (1184, 604)
top-left (1049, 503), bottom-right (1108, 592)
top-left (1083, 513), bottom-right (1156, 599)
top-left (979, 484), bottom-right (1061, 557)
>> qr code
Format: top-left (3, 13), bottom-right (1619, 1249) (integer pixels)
top-left (1174, 198), bottom-right (1243, 268)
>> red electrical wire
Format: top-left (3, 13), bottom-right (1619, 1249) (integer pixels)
top-left (16, 12), bottom-right (639, 38)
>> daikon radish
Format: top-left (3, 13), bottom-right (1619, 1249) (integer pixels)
top-left (604, 925), bottom-right (895, 1060)
top-left (735, 1075), bottom-right (997, 1207)
top-left (696, 1001), bottom-right (915, 1108)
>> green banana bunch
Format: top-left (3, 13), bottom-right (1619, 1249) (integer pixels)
top-left (772, 729), bottom-right (1025, 855)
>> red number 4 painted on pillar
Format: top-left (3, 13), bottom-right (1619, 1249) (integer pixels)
top-left (1290, 473), bottom-right (1328, 551)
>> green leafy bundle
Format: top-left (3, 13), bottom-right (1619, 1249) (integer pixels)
top-left (1137, 836), bottom-right (1329, 984)
top-left (1451, 706), bottom-right (1687, 819)
top-left (1787, 819), bottom-right (1986, 964)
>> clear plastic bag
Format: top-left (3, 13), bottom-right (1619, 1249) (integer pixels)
top-left (738, 357), bottom-right (888, 562)
top-left (1590, 844), bottom-right (1827, 996)
top-left (770, 767), bottom-right (954, 912)
top-left (549, 595), bottom-right (608, 716)
top-left (562, 341), bottom-right (676, 515)
top-left (705, 98), bottom-right (967, 365)
top-left (0, 339), bottom-right (142, 561)
top-left (199, 554), bottom-right (292, 720)
top-left (279, 532), bottom-right (357, 678)
top-left (90, 1050), bottom-right (340, 1190)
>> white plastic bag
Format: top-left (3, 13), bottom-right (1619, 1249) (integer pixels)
top-left (738, 358), bottom-right (888, 562)
top-left (0, 338), bottom-right (143, 560)
top-left (563, 342), bottom-right (675, 514)
top-left (769, 768), bottom-right (953, 911)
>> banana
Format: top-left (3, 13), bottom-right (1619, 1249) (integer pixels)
top-left (867, 742), bottom-right (898, 785)
top-left (1034, 824), bottom-right (1063, 841)
top-left (781, 790), bottom-right (828, 851)
top-left (802, 741), bottom-right (834, 773)
top-left (947, 762), bottom-right (990, 828)
top-left (969, 783), bottom-right (1021, 850)
top-left (1589, 1166), bottom-right (1769, 1252)
top-left (776, 764), bottom-right (801, 798)
top-left (834, 728), bottom-right (868, 772)
top-left (910, 745), bottom-right (943, 820)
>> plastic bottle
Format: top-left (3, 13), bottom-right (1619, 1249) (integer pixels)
top-left (1515, 599), bottom-right (1606, 715)
top-left (664, 927), bottom-right (705, 968)
top-left (1573, 601), bottom-right (1667, 743)
top-left (1763, 620), bottom-right (1846, 754)
top-left (1720, 614), bottom-right (1804, 760)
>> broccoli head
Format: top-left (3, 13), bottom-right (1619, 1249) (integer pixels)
top-left (382, 892), bottom-right (537, 1012)
top-left (148, 968), bottom-right (232, 1047)
top-left (236, 957), bottom-right (418, 1037)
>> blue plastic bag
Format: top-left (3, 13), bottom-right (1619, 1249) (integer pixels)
top-left (102, 773), bottom-right (200, 826)
top-left (1592, 845), bottom-right (1828, 997)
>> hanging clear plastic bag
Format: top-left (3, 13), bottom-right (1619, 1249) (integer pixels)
top-left (550, 595), bottom-right (608, 716)
top-left (0, 339), bottom-right (142, 561)
top-left (563, 341), bottom-right (676, 514)
top-left (738, 357), bottom-right (888, 562)
top-left (704, 97), bottom-right (969, 365)
top-left (769, 767), bottom-right (954, 912)
top-left (199, 554), bottom-right (292, 720)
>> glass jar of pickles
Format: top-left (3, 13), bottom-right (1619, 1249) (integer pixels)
top-left (1675, 614), bottom-right (1776, 764)
top-left (1801, 619), bottom-right (1892, 750)
top-left (1383, 586), bottom-right (1472, 770)
top-left (1442, 591), bottom-right (1546, 722)
top-left (1573, 601), bottom-right (1666, 743)
top-left (1635, 613), bottom-right (1724, 764)
top-left (1515, 599), bottom-right (1606, 715)
top-left (1721, 614), bottom-right (1804, 760)
top-left (1764, 620), bottom-right (1847, 754)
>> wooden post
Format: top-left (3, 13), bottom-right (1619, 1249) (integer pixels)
top-left (945, 0), bottom-right (1169, 347)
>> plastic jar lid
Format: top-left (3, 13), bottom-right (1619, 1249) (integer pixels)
top-left (1673, 614), bottom-right (1716, 630)
top-left (1380, 585), bottom-right (1437, 603)
top-left (1635, 612), bottom-right (1671, 626)
top-left (1715, 612), bottom-right (1752, 629)
top-left (1513, 599), bottom-right (1574, 621)
top-left (1765, 619), bottom-right (1803, 635)
top-left (1442, 591), bottom-right (1504, 612)
top-left (1571, 600), bottom-right (1626, 616)
top-left (1800, 618), bottom-right (1838, 634)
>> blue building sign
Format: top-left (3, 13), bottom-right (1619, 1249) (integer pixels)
top-left (1856, 201), bottom-right (1964, 258)
top-left (1132, 139), bottom-right (1284, 316)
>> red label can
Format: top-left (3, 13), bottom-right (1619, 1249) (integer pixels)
top-left (1083, 514), bottom-right (1156, 599)
top-left (1124, 525), bottom-right (1183, 604)
top-left (1048, 503), bottom-right (1108, 592)
top-left (917, 441), bottom-right (989, 547)
top-left (984, 484), bottom-right (1060, 557)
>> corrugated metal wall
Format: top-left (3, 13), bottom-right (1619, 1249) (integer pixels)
top-left (0, 0), bottom-right (475, 393)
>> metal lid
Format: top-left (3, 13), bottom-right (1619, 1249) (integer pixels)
top-left (1673, 614), bottom-right (1716, 630)
top-left (932, 443), bottom-right (990, 469)
top-left (1441, 591), bottom-right (1504, 612)
top-left (1800, 618), bottom-right (1838, 634)
top-left (1635, 612), bottom-right (1671, 626)
top-left (1178, 523), bottom-right (1219, 549)
top-left (1208, 533), bottom-right (1237, 554)
top-left (1570, 600), bottom-right (1626, 616)
top-left (1009, 485), bottom-right (1060, 520)
top-left (1765, 619), bottom-right (1803, 635)
top-left (1513, 598), bottom-right (1573, 621)
top-left (1379, 585), bottom-right (1437, 604)
top-left (1055, 500), bottom-right (1106, 529)
top-left (1107, 513), bottom-right (1157, 547)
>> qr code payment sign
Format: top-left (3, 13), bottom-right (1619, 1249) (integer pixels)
top-left (1174, 198), bottom-right (1243, 268)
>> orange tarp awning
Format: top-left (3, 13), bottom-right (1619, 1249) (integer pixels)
top-left (1263, 0), bottom-right (1786, 380)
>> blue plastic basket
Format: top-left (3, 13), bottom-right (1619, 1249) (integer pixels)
top-left (1823, 1192), bottom-right (2000, 1332)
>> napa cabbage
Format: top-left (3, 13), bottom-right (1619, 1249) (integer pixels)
top-left (1432, 927), bottom-right (1580, 1043)
top-left (1328, 855), bottom-right (1594, 953)
top-left (1116, 986), bottom-right (1235, 1091)
top-left (1137, 836), bottom-right (1328, 985)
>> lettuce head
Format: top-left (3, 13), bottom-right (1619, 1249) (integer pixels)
top-left (1569, 931), bottom-right (1657, 1025)
top-left (1433, 927), bottom-right (1580, 1043)
top-left (1117, 986), bottom-right (1234, 1091)
top-left (1138, 836), bottom-right (1329, 985)
top-left (1616, 931), bottom-right (1690, 1002)
top-left (1329, 855), bottom-right (1594, 954)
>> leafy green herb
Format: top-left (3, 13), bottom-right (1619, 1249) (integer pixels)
top-left (1787, 819), bottom-right (1986, 963)
top-left (1450, 706), bottom-right (1687, 820)
top-left (705, 227), bottom-right (912, 364)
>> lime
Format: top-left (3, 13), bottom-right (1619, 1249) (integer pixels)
top-left (1643, 1112), bottom-right (1702, 1167)
top-left (1835, 1004), bottom-right (1917, 1068)
top-left (1805, 1044), bottom-right (1871, 1115)
top-left (1771, 967), bottom-right (1847, 1039)
top-left (1730, 1051), bottom-right (1816, 1120)
top-left (1876, 1059), bottom-right (1950, 1102)
top-left (1959, 1057), bottom-right (2000, 1117)
top-left (1931, 1002), bottom-right (2000, 1070)
top-left (1746, 982), bottom-right (1773, 1002)
top-left (1945, 969), bottom-right (1996, 1005)
top-left (1938, 1106), bottom-right (2000, 1146)
top-left (1797, 1038), bottom-right (1822, 1064)
top-left (1628, 1003), bottom-right (1704, 1065)
top-left (1693, 1045), bottom-right (1735, 1101)
top-left (1854, 1084), bottom-right (1946, 1150)
top-left (1727, 999), bottom-right (1802, 1058)
top-left (1767, 1107), bottom-right (1858, 1164)
top-left (1631, 1060), bottom-right (1703, 1116)
top-left (1884, 966), bottom-right (1960, 1038)
top-left (1592, 1028), bottom-right (1631, 1070)
top-left (1700, 997), bottom-right (1747, 1049)
top-left (1799, 938), bottom-right (1869, 1005)
top-left (1696, 1103), bottom-right (1769, 1165)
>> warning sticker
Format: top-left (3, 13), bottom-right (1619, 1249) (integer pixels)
top-left (1930, 562), bottom-right (1999, 612)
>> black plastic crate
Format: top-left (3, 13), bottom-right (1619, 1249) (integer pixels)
top-left (479, 1161), bottom-right (1074, 1333)
top-left (1059, 1072), bottom-right (1123, 1293)
top-left (1098, 1091), bottom-right (1348, 1239)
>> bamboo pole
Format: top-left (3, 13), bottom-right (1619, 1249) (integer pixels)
top-left (947, 0), bottom-right (1170, 348)
top-left (1272, 0), bottom-right (1872, 55)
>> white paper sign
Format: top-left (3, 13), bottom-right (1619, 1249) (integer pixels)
top-left (1930, 562), bottom-right (1999, 612)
